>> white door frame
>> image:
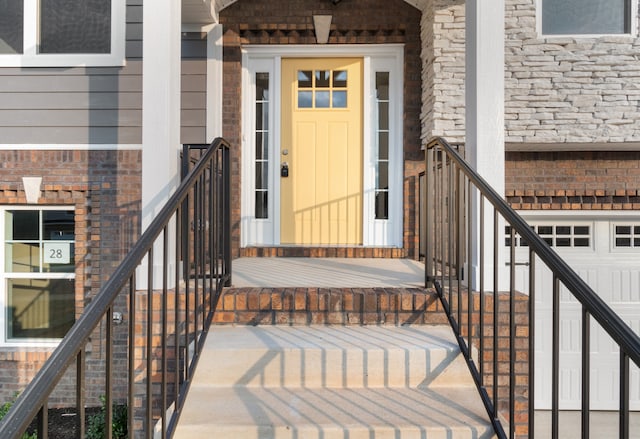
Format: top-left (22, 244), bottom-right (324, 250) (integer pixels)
top-left (240, 44), bottom-right (404, 248)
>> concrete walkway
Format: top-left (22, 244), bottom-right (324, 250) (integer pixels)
top-left (231, 257), bottom-right (425, 288)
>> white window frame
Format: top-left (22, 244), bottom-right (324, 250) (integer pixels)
top-left (611, 221), bottom-right (640, 252)
top-left (536, 0), bottom-right (638, 38)
top-left (0, 206), bottom-right (76, 347)
top-left (240, 45), bottom-right (404, 248)
top-left (0, 0), bottom-right (126, 67)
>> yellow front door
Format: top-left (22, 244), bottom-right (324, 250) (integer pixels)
top-left (280, 58), bottom-right (363, 245)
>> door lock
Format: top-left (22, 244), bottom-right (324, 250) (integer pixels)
top-left (281, 162), bottom-right (289, 177)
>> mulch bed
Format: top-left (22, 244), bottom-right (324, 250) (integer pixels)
top-left (25, 407), bottom-right (101, 439)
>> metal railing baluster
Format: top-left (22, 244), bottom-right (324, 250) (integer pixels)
top-left (424, 137), bottom-right (640, 439)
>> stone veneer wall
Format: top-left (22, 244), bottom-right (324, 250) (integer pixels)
top-left (421, 0), bottom-right (640, 145)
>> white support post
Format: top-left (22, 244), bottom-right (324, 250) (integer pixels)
top-left (140, 0), bottom-right (182, 288)
top-left (465, 0), bottom-right (506, 292)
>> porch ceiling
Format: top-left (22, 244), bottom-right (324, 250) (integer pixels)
top-left (182, 0), bottom-right (428, 25)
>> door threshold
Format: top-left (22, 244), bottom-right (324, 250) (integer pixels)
top-left (240, 246), bottom-right (406, 258)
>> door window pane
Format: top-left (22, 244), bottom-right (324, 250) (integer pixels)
top-left (315, 70), bottom-right (330, 88)
top-left (298, 91), bottom-right (313, 108)
top-left (333, 91), bottom-right (347, 108)
top-left (298, 71), bottom-right (313, 88)
top-left (315, 91), bottom-right (330, 108)
top-left (40, 0), bottom-right (111, 54)
top-left (0, 0), bottom-right (23, 54)
top-left (333, 70), bottom-right (347, 88)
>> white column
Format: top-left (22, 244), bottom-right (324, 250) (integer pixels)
top-left (465, 0), bottom-right (506, 291)
top-left (140, 0), bottom-right (182, 287)
top-left (207, 24), bottom-right (224, 141)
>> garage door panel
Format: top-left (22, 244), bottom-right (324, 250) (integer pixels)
top-left (513, 217), bottom-right (640, 410)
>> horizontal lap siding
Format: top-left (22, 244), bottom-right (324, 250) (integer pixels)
top-left (181, 33), bottom-right (207, 144)
top-left (0, 1), bottom-right (143, 145)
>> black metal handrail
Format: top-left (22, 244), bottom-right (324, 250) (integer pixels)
top-left (0, 137), bottom-right (232, 439)
top-left (425, 136), bottom-right (640, 439)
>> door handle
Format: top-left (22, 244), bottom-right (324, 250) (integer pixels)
top-left (281, 162), bottom-right (289, 177)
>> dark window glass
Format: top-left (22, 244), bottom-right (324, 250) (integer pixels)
top-left (255, 192), bottom-right (268, 219)
top-left (542, 0), bottom-right (629, 35)
top-left (43, 210), bottom-right (74, 240)
top-left (333, 70), bottom-right (347, 87)
top-left (556, 237), bottom-right (571, 247)
top-left (377, 162), bottom-right (388, 189)
top-left (315, 70), bottom-right (330, 88)
top-left (9, 211), bottom-right (39, 240)
top-left (574, 226), bottom-right (590, 235)
top-left (634, 237), bottom-right (640, 247)
top-left (40, 0), bottom-right (111, 54)
top-left (556, 226), bottom-right (571, 235)
top-left (378, 102), bottom-right (389, 130)
top-left (543, 237), bottom-right (553, 246)
top-left (617, 237), bottom-right (631, 247)
top-left (256, 72), bottom-right (269, 100)
top-left (376, 72), bottom-right (389, 100)
top-left (255, 103), bottom-right (268, 130)
top-left (255, 132), bottom-right (268, 160)
top-left (634, 226), bottom-right (640, 234)
top-left (298, 71), bottom-right (312, 88)
top-left (574, 238), bottom-right (590, 247)
top-left (538, 226), bottom-right (553, 235)
top-left (255, 163), bottom-right (268, 190)
top-left (375, 191), bottom-right (388, 220)
top-left (0, 0), bottom-right (23, 54)
top-left (379, 132), bottom-right (389, 160)
top-left (616, 225), bottom-right (631, 235)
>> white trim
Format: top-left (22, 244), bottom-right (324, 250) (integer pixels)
top-left (519, 210), bottom-right (640, 220)
top-left (241, 45), bottom-right (404, 247)
top-left (0, 0), bottom-right (126, 68)
top-left (0, 144), bottom-right (142, 151)
top-left (0, 206), bottom-right (75, 347)
top-left (207, 25), bottom-right (224, 140)
top-left (536, 0), bottom-right (638, 38)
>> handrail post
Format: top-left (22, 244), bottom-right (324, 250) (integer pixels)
top-left (223, 143), bottom-right (232, 287)
top-left (425, 146), bottom-right (434, 287)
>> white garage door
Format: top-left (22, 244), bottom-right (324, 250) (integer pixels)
top-left (509, 214), bottom-right (640, 410)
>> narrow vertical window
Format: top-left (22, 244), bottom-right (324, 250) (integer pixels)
top-left (375, 72), bottom-right (390, 219)
top-left (255, 73), bottom-right (269, 219)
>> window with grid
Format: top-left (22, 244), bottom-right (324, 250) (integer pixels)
top-left (506, 224), bottom-right (591, 248)
top-left (1, 208), bottom-right (75, 343)
top-left (541, 0), bottom-right (632, 35)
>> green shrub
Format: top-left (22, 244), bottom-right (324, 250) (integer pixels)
top-left (0, 395), bottom-right (37, 439)
top-left (86, 396), bottom-right (127, 439)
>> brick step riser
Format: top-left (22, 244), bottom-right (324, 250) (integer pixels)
top-left (213, 287), bottom-right (447, 326)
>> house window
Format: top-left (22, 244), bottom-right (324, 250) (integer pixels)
top-left (0, 0), bottom-right (125, 67)
top-left (1, 208), bottom-right (75, 343)
top-left (614, 224), bottom-right (640, 248)
top-left (541, 0), bottom-right (632, 35)
top-left (375, 72), bottom-right (390, 220)
top-left (255, 72), bottom-right (269, 219)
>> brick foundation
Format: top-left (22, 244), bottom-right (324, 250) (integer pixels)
top-left (0, 150), bottom-right (141, 407)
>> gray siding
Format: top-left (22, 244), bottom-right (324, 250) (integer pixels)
top-left (0, 1), bottom-right (143, 145)
top-left (181, 33), bottom-right (207, 144)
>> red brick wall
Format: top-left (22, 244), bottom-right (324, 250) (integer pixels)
top-left (506, 151), bottom-right (640, 210)
top-left (220, 0), bottom-right (423, 257)
top-left (0, 150), bottom-right (141, 407)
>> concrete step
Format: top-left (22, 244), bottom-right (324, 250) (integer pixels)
top-left (175, 386), bottom-right (495, 439)
top-left (194, 325), bottom-right (475, 389)
top-left (174, 325), bottom-right (495, 439)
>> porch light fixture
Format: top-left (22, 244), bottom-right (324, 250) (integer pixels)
top-left (313, 15), bottom-right (332, 44)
